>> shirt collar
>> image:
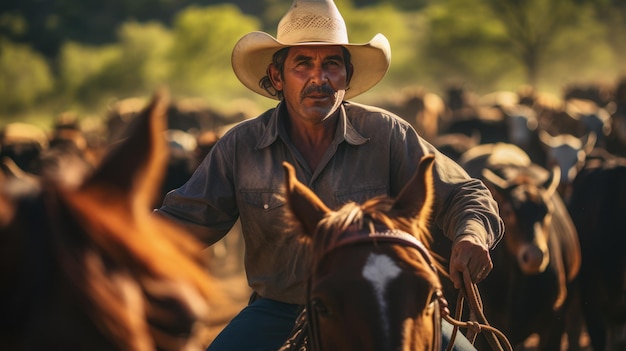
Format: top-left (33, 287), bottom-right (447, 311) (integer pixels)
top-left (255, 101), bottom-right (369, 150)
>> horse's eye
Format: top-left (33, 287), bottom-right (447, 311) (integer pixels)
top-left (311, 298), bottom-right (331, 317)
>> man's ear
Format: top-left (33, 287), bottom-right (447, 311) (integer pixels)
top-left (268, 64), bottom-right (283, 91)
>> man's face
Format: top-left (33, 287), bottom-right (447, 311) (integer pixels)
top-left (269, 45), bottom-right (352, 123)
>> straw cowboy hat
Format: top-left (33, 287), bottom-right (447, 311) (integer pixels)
top-left (231, 0), bottom-right (391, 100)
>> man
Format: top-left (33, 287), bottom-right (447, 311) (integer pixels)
top-left (157, 0), bottom-right (504, 350)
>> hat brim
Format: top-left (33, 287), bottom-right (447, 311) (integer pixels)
top-left (231, 31), bottom-right (391, 100)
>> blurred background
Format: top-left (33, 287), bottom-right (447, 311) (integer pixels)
top-left (1, 0), bottom-right (625, 130)
top-left (2, 2), bottom-right (625, 349)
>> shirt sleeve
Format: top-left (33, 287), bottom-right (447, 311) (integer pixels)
top-left (391, 124), bottom-right (504, 249)
top-left (156, 139), bottom-right (239, 246)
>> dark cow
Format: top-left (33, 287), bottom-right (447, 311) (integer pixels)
top-left (501, 103), bottom-right (548, 166)
top-left (563, 83), bottom-right (614, 110)
top-left (536, 96), bottom-right (612, 146)
top-left (431, 132), bottom-right (480, 162)
top-left (562, 98), bottom-right (613, 154)
top-left (568, 149), bottom-right (626, 351)
top-left (537, 130), bottom-right (597, 201)
top-left (440, 90), bottom-right (536, 147)
top-left (606, 77), bottom-right (626, 157)
top-left (439, 105), bottom-right (509, 145)
top-left (39, 114), bottom-right (102, 188)
top-left (459, 143), bottom-right (581, 350)
top-left (0, 122), bottom-right (49, 176)
top-left (373, 87), bottom-right (446, 142)
top-left (158, 129), bottom-right (199, 208)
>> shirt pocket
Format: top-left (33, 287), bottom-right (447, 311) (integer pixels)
top-left (335, 185), bottom-right (387, 205)
top-left (241, 189), bottom-right (285, 211)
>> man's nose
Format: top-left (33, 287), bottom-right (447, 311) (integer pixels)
top-left (310, 65), bottom-right (328, 84)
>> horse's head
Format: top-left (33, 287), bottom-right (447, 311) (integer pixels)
top-left (0, 90), bottom-right (214, 351)
top-left (282, 155), bottom-right (445, 351)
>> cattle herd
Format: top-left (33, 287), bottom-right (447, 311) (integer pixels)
top-left (380, 80), bottom-right (626, 351)
top-left (1, 78), bottom-right (626, 351)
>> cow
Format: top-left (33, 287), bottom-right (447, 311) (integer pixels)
top-left (537, 130), bottom-right (596, 201)
top-left (606, 77), bottom-right (626, 157)
top-left (568, 149), bottom-right (626, 351)
top-left (372, 86), bottom-right (446, 142)
top-left (0, 122), bottom-right (49, 176)
top-left (458, 143), bottom-right (582, 350)
top-left (430, 132), bottom-right (480, 162)
top-left (439, 104), bottom-right (509, 145)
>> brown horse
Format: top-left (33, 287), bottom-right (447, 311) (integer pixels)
top-left (280, 155), bottom-right (448, 351)
top-left (0, 90), bottom-right (215, 351)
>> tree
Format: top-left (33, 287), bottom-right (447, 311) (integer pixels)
top-left (480, 0), bottom-right (610, 86)
top-left (0, 38), bottom-right (54, 113)
top-left (57, 21), bottom-right (173, 105)
top-left (424, 0), bottom-right (521, 92)
top-left (168, 4), bottom-right (260, 102)
top-left (347, 4), bottom-right (431, 97)
top-left (422, 0), bottom-right (616, 93)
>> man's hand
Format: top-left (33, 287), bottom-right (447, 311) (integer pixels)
top-left (449, 235), bottom-right (493, 289)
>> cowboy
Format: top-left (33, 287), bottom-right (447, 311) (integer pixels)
top-left (156, 0), bottom-right (504, 350)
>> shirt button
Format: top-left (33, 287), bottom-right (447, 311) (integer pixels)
top-left (263, 204), bottom-right (269, 210)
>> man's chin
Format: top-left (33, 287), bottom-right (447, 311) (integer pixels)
top-left (307, 107), bottom-right (337, 121)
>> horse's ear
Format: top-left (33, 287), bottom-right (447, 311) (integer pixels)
top-left (81, 88), bottom-right (170, 211)
top-left (282, 161), bottom-right (330, 236)
top-left (392, 155), bottom-right (435, 221)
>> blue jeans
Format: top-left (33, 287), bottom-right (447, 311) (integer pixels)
top-left (207, 295), bottom-right (477, 351)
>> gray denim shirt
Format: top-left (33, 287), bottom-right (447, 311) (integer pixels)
top-left (158, 100), bottom-right (504, 304)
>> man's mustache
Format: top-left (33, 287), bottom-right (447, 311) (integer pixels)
top-left (301, 84), bottom-right (336, 98)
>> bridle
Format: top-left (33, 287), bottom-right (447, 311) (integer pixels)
top-left (305, 228), bottom-right (445, 351)
top-left (301, 227), bottom-right (513, 351)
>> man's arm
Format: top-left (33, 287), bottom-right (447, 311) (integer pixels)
top-left (153, 209), bottom-right (228, 246)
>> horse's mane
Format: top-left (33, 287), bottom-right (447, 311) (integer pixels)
top-left (310, 195), bottom-right (441, 272)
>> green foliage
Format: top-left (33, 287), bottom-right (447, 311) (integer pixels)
top-left (109, 21), bottom-right (174, 92)
top-left (168, 4), bottom-right (260, 99)
top-left (0, 12), bottom-right (27, 36)
top-left (424, 0), bottom-right (522, 92)
top-left (0, 38), bottom-right (54, 113)
top-left (483, 0), bottom-right (583, 86)
top-left (538, 4), bottom-right (615, 87)
top-left (2, 0), bottom-right (626, 124)
top-left (418, 0), bottom-right (619, 93)
top-left (58, 42), bottom-right (120, 100)
top-left (346, 4), bottom-right (415, 66)
top-left (261, 0), bottom-right (293, 29)
top-left (57, 21), bottom-right (174, 105)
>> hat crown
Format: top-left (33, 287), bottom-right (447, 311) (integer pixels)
top-left (277, 0), bottom-right (348, 44)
